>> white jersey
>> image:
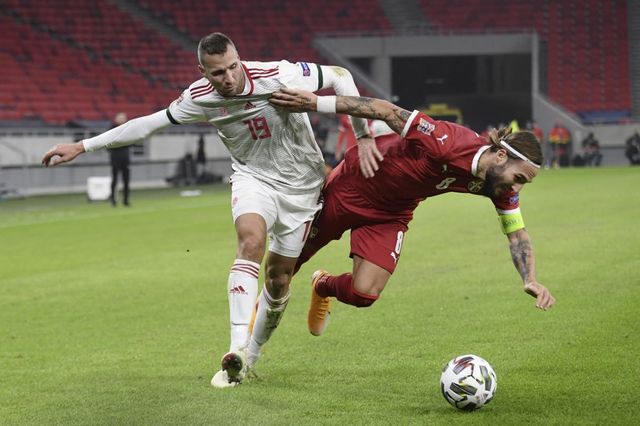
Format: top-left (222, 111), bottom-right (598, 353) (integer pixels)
top-left (167, 60), bottom-right (326, 195)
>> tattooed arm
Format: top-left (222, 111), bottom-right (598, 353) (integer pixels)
top-left (507, 228), bottom-right (556, 310)
top-left (270, 88), bottom-right (412, 135)
top-left (334, 97), bottom-right (412, 135)
top-left (270, 88), bottom-right (414, 177)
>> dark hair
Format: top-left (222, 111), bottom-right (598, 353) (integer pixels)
top-left (487, 127), bottom-right (543, 166)
top-left (197, 33), bottom-right (235, 65)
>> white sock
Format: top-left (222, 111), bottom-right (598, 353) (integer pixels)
top-left (247, 286), bottom-right (290, 367)
top-left (227, 259), bottom-right (260, 352)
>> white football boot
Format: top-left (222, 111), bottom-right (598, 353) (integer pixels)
top-left (211, 349), bottom-right (248, 388)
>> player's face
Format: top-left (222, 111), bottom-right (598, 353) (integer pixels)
top-left (483, 159), bottom-right (538, 197)
top-left (198, 46), bottom-right (244, 97)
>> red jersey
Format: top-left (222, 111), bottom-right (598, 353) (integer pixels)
top-left (326, 110), bottom-right (519, 222)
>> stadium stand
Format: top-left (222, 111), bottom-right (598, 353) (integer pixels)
top-left (419, 0), bottom-right (632, 121)
top-left (4, 0), bottom-right (196, 87)
top-left (0, 0), bottom-right (631, 124)
top-left (0, 15), bottom-right (178, 124)
top-left (136, 0), bottom-right (392, 63)
top-left (0, 0), bottom-right (391, 124)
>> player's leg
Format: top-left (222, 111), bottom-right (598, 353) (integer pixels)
top-left (312, 256), bottom-right (389, 306)
top-left (212, 173), bottom-right (276, 388)
top-left (110, 165), bottom-right (119, 206)
top-left (245, 187), bottom-right (322, 365)
top-left (307, 257), bottom-right (389, 336)
top-left (122, 165), bottom-right (130, 206)
top-left (308, 222), bottom-right (407, 335)
top-left (245, 252), bottom-right (297, 366)
top-left (298, 187), bottom-right (361, 335)
top-left (300, 213), bottom-right (353, 335)
top-left (229, 213), bottom-right (267, 351)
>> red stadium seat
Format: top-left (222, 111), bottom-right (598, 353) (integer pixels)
top-left (418, 0), bottom-right (630, 115)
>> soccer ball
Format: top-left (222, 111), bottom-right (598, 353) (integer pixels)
top-left (440, 354), bottom-right (497, 411)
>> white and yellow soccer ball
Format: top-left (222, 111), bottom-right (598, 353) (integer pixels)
top-left (440, 354), bottom-right (497, 411)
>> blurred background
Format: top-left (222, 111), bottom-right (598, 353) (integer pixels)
top-left (0, 0), bottom-right (638, 197)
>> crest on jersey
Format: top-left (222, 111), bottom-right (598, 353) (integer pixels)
top-left (175, 94), bottom-right (184, 105)
top-left (417, 118), bottom-right (435, 135)
top-left (510, 194), bottom-right (520, 204)
top-left (219, 107), bottom-right (228, 116)
top-left (300, 62), bottom-right (311, 76)
top-left (468, 180), bottom-right (484, 193)
top-left (244, 101), bottom-right (256, 110)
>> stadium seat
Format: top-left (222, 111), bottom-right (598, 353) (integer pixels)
top-left (418, 0), bottom-right (631, 119)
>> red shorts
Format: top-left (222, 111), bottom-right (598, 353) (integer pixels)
top-left (296, 166), bottom-right (410, 274)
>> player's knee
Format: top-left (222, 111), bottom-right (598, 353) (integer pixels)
top-left (237, 235), bottom-right (265, 261)
top-left (350, 278), bottom-right (384, 307)
top-left (265, 273), bottom-right (291, 298)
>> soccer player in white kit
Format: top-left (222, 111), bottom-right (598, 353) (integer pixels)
top-left (41, 33), bottom-right (381, 388)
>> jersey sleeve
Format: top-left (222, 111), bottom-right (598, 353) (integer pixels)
top-left (278, 60), bottom-right (324, 92)
top-left (166, 87), bottom-right (207, 125)
top-left (278, 61), bottom-right (370, 138)
top-left (400, 110), bottom-right (453, 160)
top-left (492, 190), bottom-right (520, 213)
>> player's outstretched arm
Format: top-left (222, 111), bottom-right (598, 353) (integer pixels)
top-left (316, 66), bottom-right (381, 177)
top-left (271, 88), bottom-right (414, 178)
top-left (42, 142), bottom-right (86, 167)
top-left (270, 88), bottom-right (411, 137)
top-left (42, 110), bottom-right (172, 167)
top-left (506, 228), bottom-right (556, 310)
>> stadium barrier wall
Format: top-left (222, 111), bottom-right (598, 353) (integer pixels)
top-left (0, 127), bottom-right (343, 196)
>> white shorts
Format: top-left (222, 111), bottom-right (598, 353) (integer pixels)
top-left (230, 171), bottom-right (323, 258)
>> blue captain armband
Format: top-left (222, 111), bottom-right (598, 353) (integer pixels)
top-left (498, 212), bottom-right (525, 234)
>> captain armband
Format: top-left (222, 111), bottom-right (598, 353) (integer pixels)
top-left (498, 212), bottom-right (525, 234)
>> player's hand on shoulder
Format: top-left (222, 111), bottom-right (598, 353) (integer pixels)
top-left (524, 281), bottom-right (556, 310)
top-left (357, 136), bottom-right (383, 178)
top-left (269, 88), bottom-right (317, 112)
top-left (42, 142), bottom-right (85, 167)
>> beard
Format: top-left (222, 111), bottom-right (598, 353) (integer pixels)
top-left (482, 163), bottom-right (506, 198)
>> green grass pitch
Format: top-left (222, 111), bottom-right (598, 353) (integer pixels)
top-left (1, 167), bottom-right (638, 425)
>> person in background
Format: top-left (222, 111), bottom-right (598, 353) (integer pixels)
top-left (108, 112), bottom-right (131, 207)
top-left (526, 120), bottom-right (544, 144)
top-left (310, 113), bottom-right (337, 175)
top-left (580, 132), bottom-right (602, 167)
top-left (625, 131), bottom-right (640, 166)
top-left (335, 114), bottom-right (358, 163)
top-left (196, 134), bottom-right (207, 181)
top-left (548, 122), bottom-right (572, 168)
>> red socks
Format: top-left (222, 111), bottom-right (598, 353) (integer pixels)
top-left (316, 273), bottom-right (378, 308)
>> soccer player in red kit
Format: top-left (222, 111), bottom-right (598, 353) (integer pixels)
top-left (270, 88), bottom-right (556, 336)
